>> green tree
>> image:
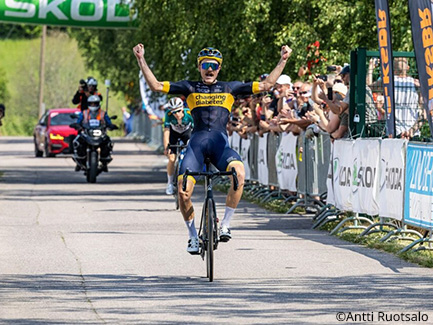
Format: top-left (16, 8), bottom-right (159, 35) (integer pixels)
top-left (0, 23), bottom-right (42, 39)
top-left (70, 0), bottom-right (414, 95)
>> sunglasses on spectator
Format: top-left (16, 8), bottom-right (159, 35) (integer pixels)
top-left (334, 80), bottom-right (343, 84)
top-left (299, 91), bottom-right (309, 95)
top-left (292, 86), bottom-right (301, 90)
top-left (201, 62), bottom-right (219, 70)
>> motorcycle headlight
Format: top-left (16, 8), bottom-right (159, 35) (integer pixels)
top-left (92, 129), bottom-right (102, 137)
top-left (49, 133), bottom-right (64, 140)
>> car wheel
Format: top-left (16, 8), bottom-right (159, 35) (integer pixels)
top-left (44, 138), bottom-right (55, 157)
top-left (34, 137), bottom-right (43, 157)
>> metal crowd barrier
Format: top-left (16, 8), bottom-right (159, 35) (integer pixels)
top-left (128, 111), bottom-right (163, 150)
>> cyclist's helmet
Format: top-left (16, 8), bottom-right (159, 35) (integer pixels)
top-left (87, 77), bottom-right (98, 87)
top-left (87, 95), bottom-right (101, 112)
top-left (197, 47), bottom-right (223, 65)
top-left (168, 97), bottom-right (184, 113)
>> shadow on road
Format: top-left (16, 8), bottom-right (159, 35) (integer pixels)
top-left (0, 273), bottom-right (432, 324)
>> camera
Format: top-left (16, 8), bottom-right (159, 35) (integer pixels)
top-left (327, 87), bottom-right (333, 101)
top-left (79, 79), bottom-right (88, 92)
top-left (326, 65), bottom-right (337, 72)
top-left (316, 75), bottom-right (328, 82)
top-left (231, 116), bottom-right (240, 126)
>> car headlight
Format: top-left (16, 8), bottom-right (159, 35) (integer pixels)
top-left (49, 134), bottom-right (64, 140)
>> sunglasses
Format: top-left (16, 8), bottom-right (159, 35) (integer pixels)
top-left (292, 87), bottom-right (301, 90)
top-left (299, 91), bottom-right (309, 95)
top-left (172, 109), bottom-right (183, 114)
top-left (201, 62), bottom-right (219, 70)
top-left (334, 80), bottom-right (343, 84)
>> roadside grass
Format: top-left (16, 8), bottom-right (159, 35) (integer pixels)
top-left (214, 180), bottom-right (433, 268)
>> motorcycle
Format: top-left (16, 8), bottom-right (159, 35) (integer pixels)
top-left (70, 115), bottom-right (118, 183)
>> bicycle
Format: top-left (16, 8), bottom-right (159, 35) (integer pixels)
top-left (167, 140), bottom-right (188, 210)
top-left (182, 158), bottom-right (238, 282)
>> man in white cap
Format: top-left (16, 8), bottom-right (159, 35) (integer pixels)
top-left (275, 74), bottom-right (293, 112)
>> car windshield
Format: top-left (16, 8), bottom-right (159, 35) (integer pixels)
top-left (50, 112), bottom-right (77, 126)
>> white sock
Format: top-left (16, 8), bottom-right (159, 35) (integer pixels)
top-left (185, 219), bottom-right (198, 238)
top-left (167, 174), bottom-right (174, 184)
top-left (221, 207), bottom-right (235, 228)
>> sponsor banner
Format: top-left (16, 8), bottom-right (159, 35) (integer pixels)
top-left (275, 132), bottom-right (298, 191)
top-left (352, 139), bottom-right (380, 216)
top-left (0, 0), bottom-right (137, 28)
top-left (326, 142), bottom-right (335, 205)
top-left (231, 132), bottom-right (241, 155)
top-left (408, 0), bottom-right (433, 137)
top-left (258, 133), bottom-right (269, 186)
top-left (240, 137), bottom-right (251, 181)
top-left (375, 0), bottom-right (396, 136)
top-left (404, 143), bottom-right (433, 229)
top-left (332, 140), bottom-right (354, 211)
top-left (379, 139), bottom-right (406, 220)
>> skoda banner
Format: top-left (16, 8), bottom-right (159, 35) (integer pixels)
top-left (0, 0), bottom-right (137, 28)
top-left (408, 0), bottom-right (433, 137)
top-left (374, 0), bottom-right (396, 137)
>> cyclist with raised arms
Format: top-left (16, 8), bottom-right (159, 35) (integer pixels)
top-left (163, 97), bottom-right (194, 195)
top-left (133, 43), bottom-right (292, 254)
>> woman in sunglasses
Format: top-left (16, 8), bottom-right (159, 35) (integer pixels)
top-left (133, 43), bottom-right (292, 254)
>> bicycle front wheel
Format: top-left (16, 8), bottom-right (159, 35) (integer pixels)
top-left (206, 198), bottom-right (215, 282)
top-left (173, 161), bottom-right (179, 210)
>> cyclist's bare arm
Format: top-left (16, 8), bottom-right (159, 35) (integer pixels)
top-left (133, 43), bottom-right (164, 92)
top-left (258, 45), bottom-right (292, 92)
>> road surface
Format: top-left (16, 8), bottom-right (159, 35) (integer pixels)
top-left (0, 137), bottom-right (432, 324)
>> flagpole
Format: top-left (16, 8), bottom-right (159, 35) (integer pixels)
top-left (38, 25), bottom-right (46, 118)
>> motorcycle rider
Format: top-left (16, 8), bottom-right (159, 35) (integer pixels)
top-left (72, 95), bottom-right (115, 172)
top-left (72, 77), bottom-right (103, 111)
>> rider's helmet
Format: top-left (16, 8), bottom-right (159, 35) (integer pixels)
top-left (87, 95), bottom-right (101, 113)
top-left (197, 47), bottom-right (223, 65)
top-left (168, 97), bottom-right (184, 113)
top-left (87, 77), bottom-right (98, 87)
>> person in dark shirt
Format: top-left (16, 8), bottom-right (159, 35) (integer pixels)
top-left (72, 77), bottom-right (103, 111)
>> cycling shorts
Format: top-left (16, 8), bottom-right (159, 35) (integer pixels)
top-left (179, 130), bottom-right (242, 181)
top-left (168, 129), bottom-right (191, 154)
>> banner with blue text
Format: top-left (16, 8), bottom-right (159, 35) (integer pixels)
top-left (404, 143), bottom-right (433, 230)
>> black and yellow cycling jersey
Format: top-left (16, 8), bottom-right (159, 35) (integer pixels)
top-left (162, 80), bottom-right (260, 133)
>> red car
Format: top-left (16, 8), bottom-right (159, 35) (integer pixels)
top-left (33, 108), bottom-right (80, 157)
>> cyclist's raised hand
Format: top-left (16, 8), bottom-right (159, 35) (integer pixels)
top-left (133, 43), bottom-right (145, 59)
top-left (281, 45), bottom-right (292, 61)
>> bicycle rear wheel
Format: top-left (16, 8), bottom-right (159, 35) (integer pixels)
top-left (206, 198), bottom-right (214, 282)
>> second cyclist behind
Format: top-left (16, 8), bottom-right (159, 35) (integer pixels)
top-left (163, 97), bottom-right (194, 195)
top-left (133, 43), bottom-right (292, 254)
